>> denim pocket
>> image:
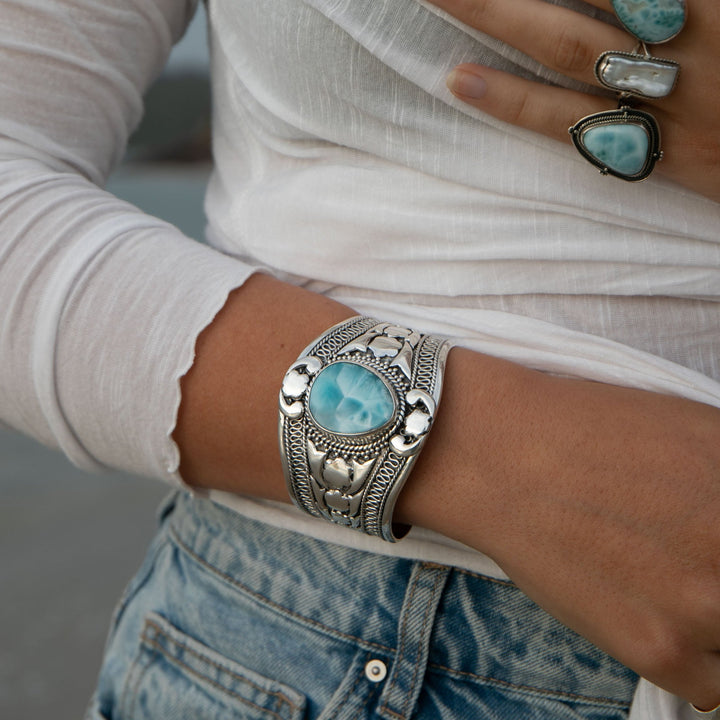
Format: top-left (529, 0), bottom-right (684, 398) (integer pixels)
top-left (117, 612), bottom-right (307, 720)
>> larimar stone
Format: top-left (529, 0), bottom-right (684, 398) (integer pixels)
top-left (595, 52), bottom-right (679, 98)
top-left (308, 362), bottom-right (395, 434)
top-left (583, 123), bottom-right (649, 176)
top-left (611, 0), bottom-right (686, 44)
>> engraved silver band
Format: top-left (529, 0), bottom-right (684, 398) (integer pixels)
top-left (278, 316), bottom-right (451, 542)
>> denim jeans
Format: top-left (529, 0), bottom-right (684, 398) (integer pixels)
top-left (87, 492), bottom-right (637, 720)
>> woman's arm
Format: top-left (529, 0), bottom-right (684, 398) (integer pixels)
top-left (176, 271), bottom-right (720, 710)
top-left (3, 0), bottom-right (719, 709)
top-left (0, 0), bottom-right (256, 478)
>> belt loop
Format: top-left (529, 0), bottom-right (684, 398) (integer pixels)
top-left (378, 563), bottom-right (450, 720)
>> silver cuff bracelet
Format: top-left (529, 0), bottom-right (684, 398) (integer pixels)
top-left (278, 316), bottom-right (451, 542)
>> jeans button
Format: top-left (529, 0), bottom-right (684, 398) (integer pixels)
top-left (364, 659), bottom-right (387, 683)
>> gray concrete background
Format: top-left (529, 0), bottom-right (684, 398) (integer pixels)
top-left (0, 10), bottom-right (212, 719)
top-left (0, 431), bottom-right (166, 719)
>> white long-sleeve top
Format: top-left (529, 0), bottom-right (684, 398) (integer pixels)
top-left (1, 1), bottom-right (719, 717)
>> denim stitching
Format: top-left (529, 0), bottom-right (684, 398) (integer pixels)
top-left (426, 662), bottom-right (632, 709)
top-left (379, 565), bottom-right (446, 720)
top-left (274, 692), bottom-right (285, 718)
top-left (141, 633), bottom-right (293, 720)
top-left (168, 525), bottom-right (394, 655)
top-left (402, 567), bottom-right (446, 719)
top-left (325, 652), bottom-right (381, 720)
top-left (379, 565), bottom-right (420, 719)
top-left (325, 654), bottom-right (369, 720)
top-left (353, 672), bottom-right (382, 720)
top-left (143, 617), bottom-right (300, 712)
top-left (380, 707), bottom-right (404, 720)
top-left (168, 524), bottom-right (630, 711)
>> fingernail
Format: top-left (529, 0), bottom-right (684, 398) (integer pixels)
top-left (446, 68), bottom-right (487, 99)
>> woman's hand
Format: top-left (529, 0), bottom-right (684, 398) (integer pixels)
top-left (430, 0), bottom-right (720, 201)
top-left (399, 348), bottom-right (720, 710)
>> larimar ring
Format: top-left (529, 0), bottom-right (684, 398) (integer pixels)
top-left (611, 0), bottom-right (686, 44)
top-left (279, 316), bottom-right (450, 542)
top-left (569, 106), bottom-right (662, 181)
top-left (571, 0), bottom-right (686, 182)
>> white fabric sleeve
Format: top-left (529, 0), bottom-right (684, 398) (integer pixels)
top-left (0, 0), bottom-right (256, 483)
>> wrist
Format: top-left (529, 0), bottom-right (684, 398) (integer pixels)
top-left (394, 346), bottom-right (543, 552)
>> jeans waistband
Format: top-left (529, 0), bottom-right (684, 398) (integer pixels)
top-left (163, 491), bottom-right (637, 712)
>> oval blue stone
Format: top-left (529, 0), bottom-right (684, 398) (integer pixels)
top-left (611, 0), bottom-right (686, 44)
top-left (583, 123), bottom-right (649, 176)
top-left (308, 362), bottom-right (395, 434)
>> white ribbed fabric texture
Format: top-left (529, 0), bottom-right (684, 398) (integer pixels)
top-left (1, 1), bottom-right (719, 715)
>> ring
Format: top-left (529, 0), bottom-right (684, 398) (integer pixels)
top-left (570, 0), bottom-right (686, 182)
top-left (569, 106), bottom-right (662, 181)
top-left (611, 0), bottom-right (686, 45)
top-left (279, 316), bottom-right (450, 542)
top-left (594, 49), bottom-right (680, 99)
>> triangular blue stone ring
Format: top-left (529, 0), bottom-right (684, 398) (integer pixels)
top-left (569, 108), bottom-right (663, 182)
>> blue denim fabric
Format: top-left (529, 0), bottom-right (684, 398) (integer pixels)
top-left (87, 492), bottom-right (638, 720)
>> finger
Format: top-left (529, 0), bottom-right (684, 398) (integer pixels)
top-left (428, 0), bottom-right (632, 85)
top-left (446, 63), bottom-right (612, 145)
